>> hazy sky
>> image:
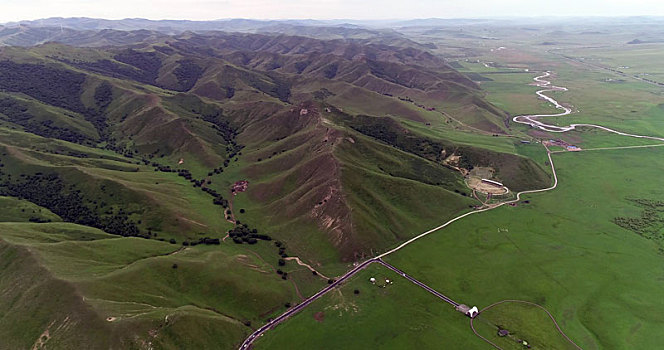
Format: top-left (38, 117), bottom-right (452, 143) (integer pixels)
top-left (2, 0), bottom-right (664, 23)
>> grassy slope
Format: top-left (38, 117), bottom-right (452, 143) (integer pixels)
top-left (0, 127), bottom-right (233, 241)
top-left (0, 196), bottom-right (61, 222)
top-left (336, 132), bottom-right (476, 249)
top-left (0, 222), bottom-right (304, 349)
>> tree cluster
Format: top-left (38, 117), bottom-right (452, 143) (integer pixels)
top-left (0, 97), bottom-right (92, 144)
top-left (0, 171), bottom-right (141, 237)
top-left (182, 236), bottom-right (221, 246)
top-left (173, 59), bottom-right (204, 92)
top-left (229, 223), bottom-right (271, 244)
top-left (0, 61), bottom-right (86, 113)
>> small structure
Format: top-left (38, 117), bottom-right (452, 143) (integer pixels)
top-left (481, 179), bottom-right (504, 187)
top-left (498, 329), bottom-right (509, 337)
top-left (232, 180), bottom-right (249, 195)
top-left (455, 304), bottom-right (479, 318)
top-left (369, 277), bottom-right (376, 284)
top-left (480, 178), bottom-right (509, 194)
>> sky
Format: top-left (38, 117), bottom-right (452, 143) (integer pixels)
top-left (1, 0), bottom-right (664, 23)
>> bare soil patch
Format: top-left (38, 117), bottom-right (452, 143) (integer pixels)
top-left (466, 177), bottom-right (508, 195)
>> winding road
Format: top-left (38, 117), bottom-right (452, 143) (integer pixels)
top-left (239, 70), bottom-right (664, 349)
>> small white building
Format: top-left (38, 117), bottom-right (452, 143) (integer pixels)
top-left (455, 304), bottom-right (479, 318)
top-left (467, 306), bottom-right (479, 318)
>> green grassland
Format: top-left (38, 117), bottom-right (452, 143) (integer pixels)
top-left (0, 222), bottom-right (307, 349)
top-left (254, 263), bottom-right (482, 349)
top-left (386, 147), bottom-right (664, 349)
top-left (443, 33), bottom-right (664, 140)
top-left (471, 301), bottom-right (578, 349)
top-left (456, 62), bottom-right (561, 117)
top-left (0, 34), bottom-right (555, 349)
top-left (0, 125), bottom-right (328, 348)
top-left (562, 43), bottom-right (664, 85)
top-left (0, 196), bottom-right (61, 222)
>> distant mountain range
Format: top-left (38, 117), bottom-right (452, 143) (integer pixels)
top-left (6, 16), bottom-right (664, 31)
top-left (0, 17), bottom-right (426, 47)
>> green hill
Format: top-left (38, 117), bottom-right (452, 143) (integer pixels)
top-left (0, 29), bottom-right (550, 348)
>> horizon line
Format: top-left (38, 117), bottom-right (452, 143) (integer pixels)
top-left (3, 15), bottom-right (664, 25)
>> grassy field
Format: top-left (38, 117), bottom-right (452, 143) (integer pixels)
top-left (253, 263), bottom-right (483, 349)
top-left (562, 43), bottom-right (664, 85)
top-left (385, 147), bottom-right (664, 349)
top-left (471, 301), bottom-right (579, 349)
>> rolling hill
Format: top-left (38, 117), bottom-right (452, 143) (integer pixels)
top-left (0, 25), bottom-right (550, 349)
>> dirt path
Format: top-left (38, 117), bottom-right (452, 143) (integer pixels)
top-left (166, 247), bottom-right (186, 256)
top-left (177, 216), bottom-right (208, 228)
top-left (226, 192), bottom-right (237, 224)
top-left (244, 250), bottom-right (305, 300)
top-left (284, 257), bottom-right (330, 280)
